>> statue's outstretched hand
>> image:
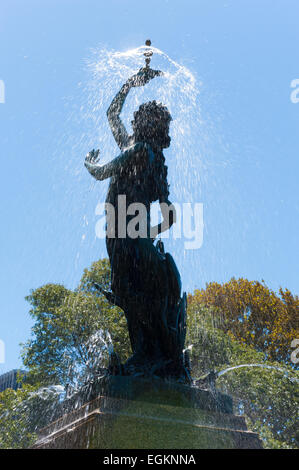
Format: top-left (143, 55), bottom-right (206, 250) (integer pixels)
top-left (85, 149), bottom-right (100, 166)
top-left (128, 68), bottom-right (163, 88)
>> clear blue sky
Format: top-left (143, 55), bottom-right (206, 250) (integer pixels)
top-left (0, 0), bottom-right (298, 373)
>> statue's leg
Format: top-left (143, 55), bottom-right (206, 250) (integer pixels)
top-left (136, 241), bottom-right (189, 379)
top-left (132, 239), bottom-right (180, 358)
top-left (106, 237), bottom-right (160, 358)
top-left (106, 236), bottom-right (189, 380)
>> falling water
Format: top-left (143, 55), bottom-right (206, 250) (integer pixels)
top-left (61, 329), bottom-right (115, 398)
top-left (28, 385), bottom-right (65, 400)
top-left (217, 363), bottom-right (299, 384)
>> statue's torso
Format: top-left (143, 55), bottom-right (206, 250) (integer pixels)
top-left (105, 147), bottom-right (169, 239)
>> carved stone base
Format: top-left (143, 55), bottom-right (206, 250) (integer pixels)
top-left (32, 376), bottom-right (262, 449)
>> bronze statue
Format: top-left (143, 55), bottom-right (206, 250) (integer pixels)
top-left (84, 44), bottom-right (190, 382)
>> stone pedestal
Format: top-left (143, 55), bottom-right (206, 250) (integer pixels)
top-left (32, 376), bottom-right (262, 449)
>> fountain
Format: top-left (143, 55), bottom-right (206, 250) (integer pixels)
top-left (32, 41), bottom-right (262, 449)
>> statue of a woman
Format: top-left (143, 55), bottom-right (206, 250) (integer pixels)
top-left (84, 68), bottom-right (190, 382)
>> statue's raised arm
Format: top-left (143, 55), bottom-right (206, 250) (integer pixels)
top-left (107, 68), bottom-right (162, 151)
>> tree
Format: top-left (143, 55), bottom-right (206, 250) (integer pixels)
top-left (186, 303), bottom-right (299, 448)
top-left (15, 264), bottom-right (299, 449)
top-left (0, 385), bottom-right (37, 449)
top-left (189, 278), bottom-right (299, 367)
top-left (0, 383), bottom-right (61, 449)
top-left (21, 259), bottom-right (130, 389)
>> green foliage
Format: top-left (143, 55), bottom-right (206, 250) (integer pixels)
top-left (189, 278), bottom-right (299, 367)
top-left (2, 261), bottom-right (295, 449)
top-left (186, 304), bottom-right (232, 377)
top-left (0, 383), bottom-right (63, 449)
top-left (187, 302), bottom-right (299, 449)
top-left (218, 366), bottom-right (299, 449)
top-left (21, 259), bottom-right (131, 388)
top-left (0, 385), bottom-right (37, 449)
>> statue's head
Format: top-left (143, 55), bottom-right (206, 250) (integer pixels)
top-left (132, 100), bottom-right (172, 150)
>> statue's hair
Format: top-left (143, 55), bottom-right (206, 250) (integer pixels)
top-left (131, 101), bottom-right (171, 201)
top-left (131, 100), bottom-right (172, 143)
